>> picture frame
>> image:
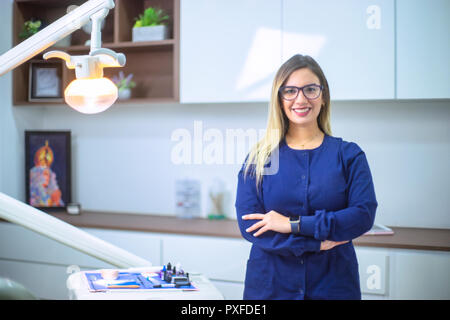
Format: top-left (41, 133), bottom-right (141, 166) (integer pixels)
top-left (28, 60), bottom-right (64, 102)
top-left (25, 131), bottom-right (71, 211)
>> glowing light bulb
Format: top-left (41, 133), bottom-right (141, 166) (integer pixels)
top-left (64, 77), bottom-right (118, 114)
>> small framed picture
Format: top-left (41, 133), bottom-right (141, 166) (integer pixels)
top-left (25, 131), bottom-right (71, 210)
top-left (28, 60), bottom-right (63, 102)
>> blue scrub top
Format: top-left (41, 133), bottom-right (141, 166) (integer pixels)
top-left (235, 134), bottom-right (378, 300)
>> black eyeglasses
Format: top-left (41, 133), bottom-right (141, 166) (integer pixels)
top-left (279, 84), bottom-right (323, 100)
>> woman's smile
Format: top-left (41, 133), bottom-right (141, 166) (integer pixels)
top-left (291, 106), bottom-right (312, 117)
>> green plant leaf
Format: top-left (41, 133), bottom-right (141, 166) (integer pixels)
top-left (19, 19), bottom-right (42, 39)
top-left (133, 7), bottom-right (169, 27)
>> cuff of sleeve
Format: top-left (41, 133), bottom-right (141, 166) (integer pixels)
top-left (292, 239), bottom-right (321, 256)
top-left (300, 215), bottom-right (316, 238)
top-left (305, 239), bottom-right (321, 252)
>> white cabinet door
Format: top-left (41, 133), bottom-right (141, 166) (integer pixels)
top-left (396, 0), bottom-right (450, 99)
top-left (180, 0), bottom-right (282, 103)
top-left (0, 259), bottom-right (75, 299)
top-left (391, 250), bottom-right (450, 300)
top-left (84, 228), bottom-right (162, 266)
top-left (211, 280), bottom-right (245, 300)
top-left (0, 222), bottom-right (110, 268)
top-left (355, 247), bottom-right (390, 296)
top-left (282, 0), bottom-right (395, 100)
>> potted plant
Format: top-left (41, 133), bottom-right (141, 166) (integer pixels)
top-left (132, 7), bottom-right (169, 42)
top-left (19, 20), bottom-right (42, 40)
top-left (112, 71), bottom-right (136, 100)
top-left (19, 17), bottom-right (71, 47)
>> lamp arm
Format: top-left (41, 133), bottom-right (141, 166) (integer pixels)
top-left (89, 8), bottom-right (110, 53)
top-left (0, 0), bottom-right (115, 77)
top-left (0, 192), bottom-right (151, 268)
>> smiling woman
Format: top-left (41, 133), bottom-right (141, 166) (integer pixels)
top-left (235, 54), bottom-right (378, 300)
top-left (242, 54), bottom-right (332, 187)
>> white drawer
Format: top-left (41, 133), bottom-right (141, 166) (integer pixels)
top-left (0, 222), bottom-right (110, 268)
top-left (355, 247), bottom-right (389, 296)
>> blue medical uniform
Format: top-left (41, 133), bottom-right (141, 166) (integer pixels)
top-left (235, 134), bottom-right (378, 300)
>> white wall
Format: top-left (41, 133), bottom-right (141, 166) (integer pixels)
top-left (37, 99), bottom-right (450, 229)
top-left (39, 102), bottom-right (260, 217)
top-left (332, 100), bottom-right (450, 228)
top-left (0, 0), bottom-right (13, 194)
top-left (0, 0), bottom-right (45, 200)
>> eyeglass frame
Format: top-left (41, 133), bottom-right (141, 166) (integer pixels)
top-left (278, 84), bottom-right (324, 101)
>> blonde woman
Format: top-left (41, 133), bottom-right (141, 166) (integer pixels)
top-left (235, 54), bottom-right (377, 300)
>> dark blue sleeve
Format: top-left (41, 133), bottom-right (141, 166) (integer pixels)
top-left (300, 142), bottom-right (378, 241)
top-left (235, 166), bottom-right (321, 257)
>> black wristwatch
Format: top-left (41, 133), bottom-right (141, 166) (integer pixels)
top-left (289, 216), bottom-right (301, 235)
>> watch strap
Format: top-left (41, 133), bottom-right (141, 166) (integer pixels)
top-left (289, 216), bottom-right (301, 234)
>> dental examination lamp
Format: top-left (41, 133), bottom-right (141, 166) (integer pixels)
top-left (0, 0), bottom-right (150, 269)
top-left (0, 0), bottom-right (126, 114)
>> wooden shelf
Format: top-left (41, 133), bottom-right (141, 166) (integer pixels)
top-left (12, 0), bottom-right (180, 105)
top-left (14, 97), bottom-right (178, 106)
top-left (62, 39), bottom-right (175, 52)
top-left (114, 97), bottom-right (178, 104)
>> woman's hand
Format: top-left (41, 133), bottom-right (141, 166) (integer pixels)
top-left (243, 212), bottom-right (350, 249)
top-left (320, 240), bottom-right (349, 251)
top-left (242, 210), bottom-right (291, 237)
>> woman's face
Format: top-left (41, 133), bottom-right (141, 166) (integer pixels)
top-left (280, 68), bottom-right (323, 129)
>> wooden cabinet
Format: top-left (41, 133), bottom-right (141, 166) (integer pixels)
top-left (12, 0), bottom-right (179, 105)
top-left (180, 0), bottom-right (282, 103)
top-left (396, 0), bottom-right (450, 99)
top-left (282, 0), bottom-right (395, 100)
top-left (11, 0), bottom-right (449, 105)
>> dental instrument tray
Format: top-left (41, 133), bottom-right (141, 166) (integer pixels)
top-left (83, 267), bottom-right (197, 292)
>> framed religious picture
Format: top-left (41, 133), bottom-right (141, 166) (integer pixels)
top-left (28, 60), bottom-right (64, 102)
top-left (25, 131), bottom-right (71, 210)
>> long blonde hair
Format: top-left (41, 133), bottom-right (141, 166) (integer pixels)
top-left (243, 54), bottom-right (332, 189)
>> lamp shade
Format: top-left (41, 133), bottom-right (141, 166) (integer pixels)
top-left (64, 77), bottom-right (118, 114)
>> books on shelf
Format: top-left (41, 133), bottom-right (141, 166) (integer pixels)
top-left (364, 223), bottom-right (394, 235)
